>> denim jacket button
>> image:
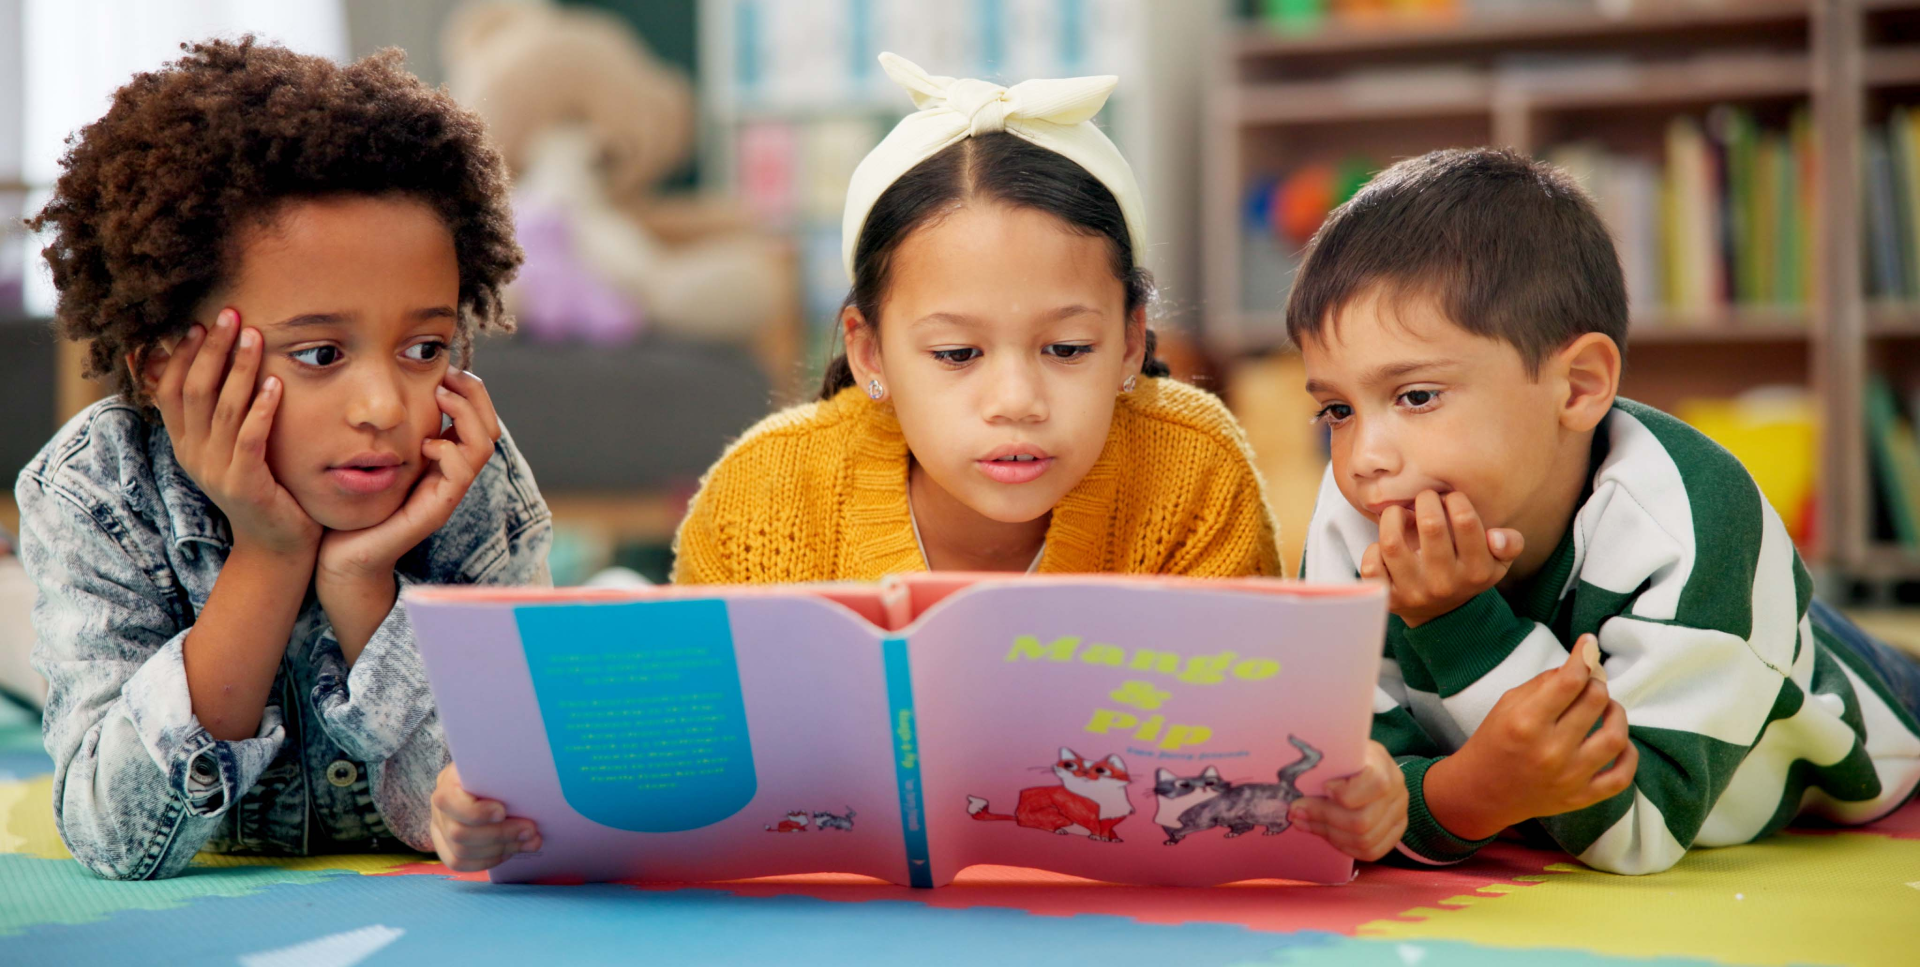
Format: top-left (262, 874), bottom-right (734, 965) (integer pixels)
top-left (326, 760), bottom-right (359, 788)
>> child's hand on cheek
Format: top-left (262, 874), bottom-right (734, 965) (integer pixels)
top-left (316, 369), bottom-right (502, 659)
top-left (430, 763), bottom-right (540, 873)
top-left (152, 309), bottom-right (320, 558)
top-left (1361, 490), bottom-right (1523, 627)
top-left (1288, 740), bottom-right (1409, 861)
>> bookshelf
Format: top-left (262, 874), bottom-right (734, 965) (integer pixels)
top-left (1204, 0), bottom-right (1920, 586)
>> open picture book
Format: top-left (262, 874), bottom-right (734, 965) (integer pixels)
top-left (404, 573), bottom-right (1386, 888)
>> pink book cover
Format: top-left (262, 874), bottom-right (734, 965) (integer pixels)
top-left (404, 574), bottom-right (1386, 888)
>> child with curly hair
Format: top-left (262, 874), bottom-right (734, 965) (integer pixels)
top-left (15, 38), bottom-right (551, 880)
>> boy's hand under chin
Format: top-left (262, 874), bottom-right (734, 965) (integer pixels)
top-left (151, 310), bottom-right (322, 560)
top-left (317, 368), bottom-right (503, 662)
top-left (1362, 490), bottom-right (1524, 627)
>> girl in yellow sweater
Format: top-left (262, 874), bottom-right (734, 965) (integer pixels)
top-left (671, 54), bottom-right (1279, 583)
top-left (431, 58), bottom-right (1420, 872)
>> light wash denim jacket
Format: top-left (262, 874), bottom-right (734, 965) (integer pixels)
top-left (16, 399), bottom-right (551, 880)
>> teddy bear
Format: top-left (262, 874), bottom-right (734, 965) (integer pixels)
top-left (442, 1), bottom-right (785, 349)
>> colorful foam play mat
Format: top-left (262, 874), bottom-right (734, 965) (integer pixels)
top-left (2, 699), bottom-right (1915, 966)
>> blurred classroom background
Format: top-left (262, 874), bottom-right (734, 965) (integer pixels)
top-left (1, 0), bottom-right (1918, 675)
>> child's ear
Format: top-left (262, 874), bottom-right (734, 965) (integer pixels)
top-left (842, 306), bottom-right (883, 385)
top-left (1554, 332), bottom-right (1621, 433)
top-left (129, 330), bottom-right (195, 399)
top-left (1123, 305), bottom-right (1148, 377)
top-left (127, 345), bottom-right (171, 398)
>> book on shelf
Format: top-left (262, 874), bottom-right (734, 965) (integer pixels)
top-left (1546, 106), bottom-right (1815, 329)
top-left (722, 0), bottom-right (1134, 110)
top-left (1863, 108), bottom-right (1920, 305)
top-left (1865, 373), bottom-right (1920, 549)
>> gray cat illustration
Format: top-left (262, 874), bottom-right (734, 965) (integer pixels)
top-left (1156, 735), bottom-right (1323, 845)
top-left (813, 806), bottom-right (856, 832)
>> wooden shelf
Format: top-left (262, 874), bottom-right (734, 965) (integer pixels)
top-left (1216, 309), bottom-right (1811, 353)
top-left (1236, 53), bottom-right (1810, 127)
top-left (1855, 545), bottom-right (1920, 581)
top-left (1233, 0), bottom-right (1809, 59)
top-left (1523, 54), bottom-right (1811, 110)
top-left (1864, 47), bottom-right (1920, 86)
top-left (544, 492), bottom-right (689, 544)
top-left (1629, 320), bottom-right (1813, 343)
top-left (1867, 304), bottom-right (1920, 335)
top-left (1236, 74), bottom-right (1490, 125)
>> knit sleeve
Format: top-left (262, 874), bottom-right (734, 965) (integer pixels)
top-left (669, 473), bottom-right (735, 585)
top-left (1139, 385), bottom-right (1280, 578)
top-left (1165, 445), bottom-right (1280, 577)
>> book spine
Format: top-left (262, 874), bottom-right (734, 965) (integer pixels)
top-left (1866, 375), bottom-right (1920, 547)
top-left (1866, 131), bottom-right (1903, 301)
top-left (882, 636), bottom-right (934, 887)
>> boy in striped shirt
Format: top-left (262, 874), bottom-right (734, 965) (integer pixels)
top-left (1292, 148), bottom-right (1920, 874)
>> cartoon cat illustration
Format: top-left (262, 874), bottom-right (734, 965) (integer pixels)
top-left (1152, 764), bottom-right (1231, 843)
top-left (966, 747), bottom-right (1134, 842)
top-left (764, 810), bottom-right (810, 832)
top-left (813, 806), bottom-right (856, 832)
top-left (1159, 736), bottom-right (1323, 845)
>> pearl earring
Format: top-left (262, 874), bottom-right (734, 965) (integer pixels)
top-left (867, 378), bottom-right (885, 400)
top-left (1121, 374), bottom-right (1138, 393)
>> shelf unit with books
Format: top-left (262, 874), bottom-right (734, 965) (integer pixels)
top-left (1205, 0), bottom-right (1920, 586)
top-left (1838, 1), bottom-right (1920, 585)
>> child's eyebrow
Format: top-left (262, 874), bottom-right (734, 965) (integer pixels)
top-left (269, 312), bottom-right (353, 329)
top-left (910, 304), bottom-right (1101, 328)
top-left (1304, 359), bottom-right (1454, 396)
top-left (267, 307), bottom-right (456, 329)
top-left (910, 312), bottom-right (980, 329)
top-left (1359, 358), bottom-right (1453, 385)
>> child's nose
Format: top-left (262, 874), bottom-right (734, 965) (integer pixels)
top-left (1347, 420), bottom-right (1401, 479)
top-left (982, 357), bottom-right (1048, 424)
top-left (345, 369), bottom-right (408, 431)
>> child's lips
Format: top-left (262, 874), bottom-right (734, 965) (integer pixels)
top-left (976, 455), bottom-right (1054, 484)
top-left (326, 465), bottom-right (404, 495)
top-left (326, 451), bottom-right (405, 495)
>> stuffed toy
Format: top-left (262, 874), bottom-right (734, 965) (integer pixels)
top-left (444, 1), bottom-right (782, 346)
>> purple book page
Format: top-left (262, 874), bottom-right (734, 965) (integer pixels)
top-left (906, 582), bottom-right (1386, 887)
top-left (408, 592), bottom-right (907, 884)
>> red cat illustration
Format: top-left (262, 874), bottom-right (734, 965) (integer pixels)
top-left (763, 810), bottom-right (809, 832)
top-left (966, 747), bottom-right (1134, 842)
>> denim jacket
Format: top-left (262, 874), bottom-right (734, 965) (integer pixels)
top-left (16, 400), bottom-right (551, 880)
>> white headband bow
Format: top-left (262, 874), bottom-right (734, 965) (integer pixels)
top-left (840, 52), bottom-right (1147, 281)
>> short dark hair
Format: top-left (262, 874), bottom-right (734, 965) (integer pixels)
top-left (29, 37), bottom-right (522, 407)
top-left (1284, 147), bottom-right (1627, 374)
top-left (819, 131), bottom-right (1168, 400)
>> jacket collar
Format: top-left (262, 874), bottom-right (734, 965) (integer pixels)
top-left (144, 419), bottom-right (233, 552)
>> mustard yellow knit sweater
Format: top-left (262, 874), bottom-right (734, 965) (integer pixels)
top-left (670, 377), bottom-right (1280, 584)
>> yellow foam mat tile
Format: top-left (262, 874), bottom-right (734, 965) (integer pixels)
top-left (1361, 830), bottom-right (1920, 967)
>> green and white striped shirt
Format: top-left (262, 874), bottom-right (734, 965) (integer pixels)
top-left (1304, 399), bottom-right (1920, 874)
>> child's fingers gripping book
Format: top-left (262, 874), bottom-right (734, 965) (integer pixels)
top-left (404, 573), bottom-right (1386, 887)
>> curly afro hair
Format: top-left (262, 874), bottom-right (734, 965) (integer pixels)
top-left (28, 37), bottom-right (522, 408)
